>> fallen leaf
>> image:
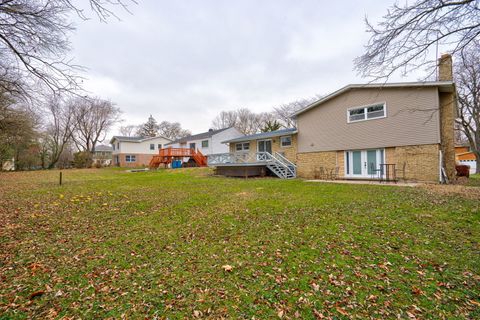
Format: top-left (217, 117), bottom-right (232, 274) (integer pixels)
top-left (222, 265), bottom-right (233, 272)
top-left (29, 290), bottom-right (45, 300)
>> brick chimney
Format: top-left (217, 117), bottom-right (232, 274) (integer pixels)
top-left (438, 53), bottom-right (453, 81)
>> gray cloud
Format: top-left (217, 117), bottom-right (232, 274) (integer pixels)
top-left (70, 0), bottom-right (417, 135)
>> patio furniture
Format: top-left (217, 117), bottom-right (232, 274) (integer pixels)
top-left (370, 163), bottom-right (382, 180)
top-left (314, 166), bottom-right (327, 179)
top-left (379, 163), bottom-right (397, 182)
top-left (395, 162), bottom-right (407, 181)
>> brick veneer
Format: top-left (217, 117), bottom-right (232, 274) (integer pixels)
top-left (296, 144), bottom-right (440, 182)
top-left (113, 153), bottom-right (154, 167)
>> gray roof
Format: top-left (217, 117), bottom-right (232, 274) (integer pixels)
top-left (110, 135), bottom-right (171, 144)
top-left (222, 128), bottom-right (297, 144)
top-left (165, 127), bottom-right (231, 145)
top-left (94, 145), bottom-right (113, 152)
top-left (294, 81), bottom-right (456, 116)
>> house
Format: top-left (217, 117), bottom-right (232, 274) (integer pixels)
top-left (165, 127), bottom-right (243, 156)
top-left (455, 144), bottom-right (477, 174)
top-left (211, 128), bottom-right (298, 178)
top-left (110, 135), bottom-right (172, 167)
top-left (208, 54), bottom-right (456, 182)
top-left (92, 145), bottom-right (113, 167)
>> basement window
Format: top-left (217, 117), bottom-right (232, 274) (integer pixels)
top-left (125, 155), bottom-right (136, 162)
top-left (348, 103), bottom-right (386, 123)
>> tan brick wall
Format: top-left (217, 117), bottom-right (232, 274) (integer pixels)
top-left (113, 153), bottom-right (154, 167)
top-left (296, 151), bottom-right (338, 179)
top-left (439, 92), bottom-right (456, 181)
top-left (386, 144), bottom-right (440, 182)
top-left (297, 144), bottom-right (440, 182)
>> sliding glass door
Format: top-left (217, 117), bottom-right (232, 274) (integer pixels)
top-left (345, 149), bottom-right (384, 178)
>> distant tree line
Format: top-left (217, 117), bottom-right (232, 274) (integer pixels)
top-left (0, 92), bottom-right (120, 170)
top-left (210, 95), bottom-right (322, 135)
top-left (120, 115), bottom-right (192, 140)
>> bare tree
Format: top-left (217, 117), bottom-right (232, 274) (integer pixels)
top-left (43, 95), bottom-right (77, 169)
top-left (71, 97), bottom-right (121, 154)
top-left (158, 121), bottom-right (191, 140)
top-left (211, 108), bottom-right (265, 135)
top-left (0, 1), bottom-right (135, 98)
top-left (455, 43), bottom-right (480, 173)
top-left (211, 110), bottom-right (239, 129)
top-left (273, 96), bottom-right (321, 128)
top-left (0, 92), bottom-right (38, 168)
top-left (355, 0), bottom-right (480, 79)
top-left (119, 124), bottom-right (138, 137)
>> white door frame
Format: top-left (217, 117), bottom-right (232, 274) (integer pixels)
top-left (257, 139), bottom-right (272, 153)
top-left (344, 149), bottom-right (385, 178)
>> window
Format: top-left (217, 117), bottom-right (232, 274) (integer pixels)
top-left (158, 144), bottom-right (162, 149)
top-left (348, 103), bottom-right (386, 123)
top-left (117, 142), bottom-right (120, 149)
top-left (280, 136), bottom-right (292, 147)
top-left (125, 155), bottom-right (136, 162)
top-left (235, 142), bottom-right (250, 151)
top-left (112, 144), bottom-right (115, 151)
top-left (150, 143), bottom-right (154, 150)
top-left (201, 140), bottom-right (209, 148)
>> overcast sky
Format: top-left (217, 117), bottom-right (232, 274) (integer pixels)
top-left (70, 0), bottom-right (421, 136)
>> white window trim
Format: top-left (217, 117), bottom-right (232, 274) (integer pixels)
top-left (257, 139), bottom-right (272, 152)
top-left (347, 102), bottom-right (387, 123)
top-left (235, 142), bottom-right (250, 152)
top-left (280, 135), bottom-right (292, 148)
top-left (125, 155), bottom-right (136, 163)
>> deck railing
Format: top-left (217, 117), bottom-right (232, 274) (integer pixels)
top-left (207, 152), bottom-right (273, 165)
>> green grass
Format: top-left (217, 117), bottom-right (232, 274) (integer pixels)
top-left (468, 174), bottom-right (480, 187)
top-left (0, 168), bottom-right (479, 319)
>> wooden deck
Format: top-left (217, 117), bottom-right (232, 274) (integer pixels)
top-left (149, 148), bottom-right (207, 168)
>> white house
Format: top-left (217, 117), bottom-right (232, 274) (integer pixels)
top-left (165, 127), bottom-right (243, 156)
top-left (110, 135), bottom-right (172, 167)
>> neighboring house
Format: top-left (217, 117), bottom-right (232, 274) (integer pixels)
top-left (92, 145), bottom-right (113, 166)
top-left (455, 144), bottom-right (477, 174)
top-left (209, 54), bottom-right (456, 182)
top-left (165, 127), bottom-right (243, 156)
top-left (110, 136), bottom-right (172, 167)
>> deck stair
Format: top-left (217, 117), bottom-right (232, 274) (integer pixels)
top-left (267, 152), bottom-right (296, 179)
top-left (149, 148), bottom-right (208, 169)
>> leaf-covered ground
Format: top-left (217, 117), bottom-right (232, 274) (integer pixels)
top-left (0, 168), bottom-right (479, 319)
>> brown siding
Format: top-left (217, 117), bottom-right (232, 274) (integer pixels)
top-left (297, 87), bottom-right (441, 152)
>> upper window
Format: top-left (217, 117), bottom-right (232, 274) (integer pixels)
top-left (126, 155), bottom-right (136, 162)
top-left (235, 142), bottom-right (250, 151)
top-left (158, 144), bottom-right (162, 150)
top-left (150, 143), bottom-right (155, 150)
top-left (201, 140), bottom-right (209, 148)
top-left (112, 144), bottom-right (115, 151)
top-left (280, 136), bottom-right (292, 147)
top-left (348, 103), bottom-right (386, 123)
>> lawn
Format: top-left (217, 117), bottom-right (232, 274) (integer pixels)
top-left (0, 168), bottom-right (479, 319)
